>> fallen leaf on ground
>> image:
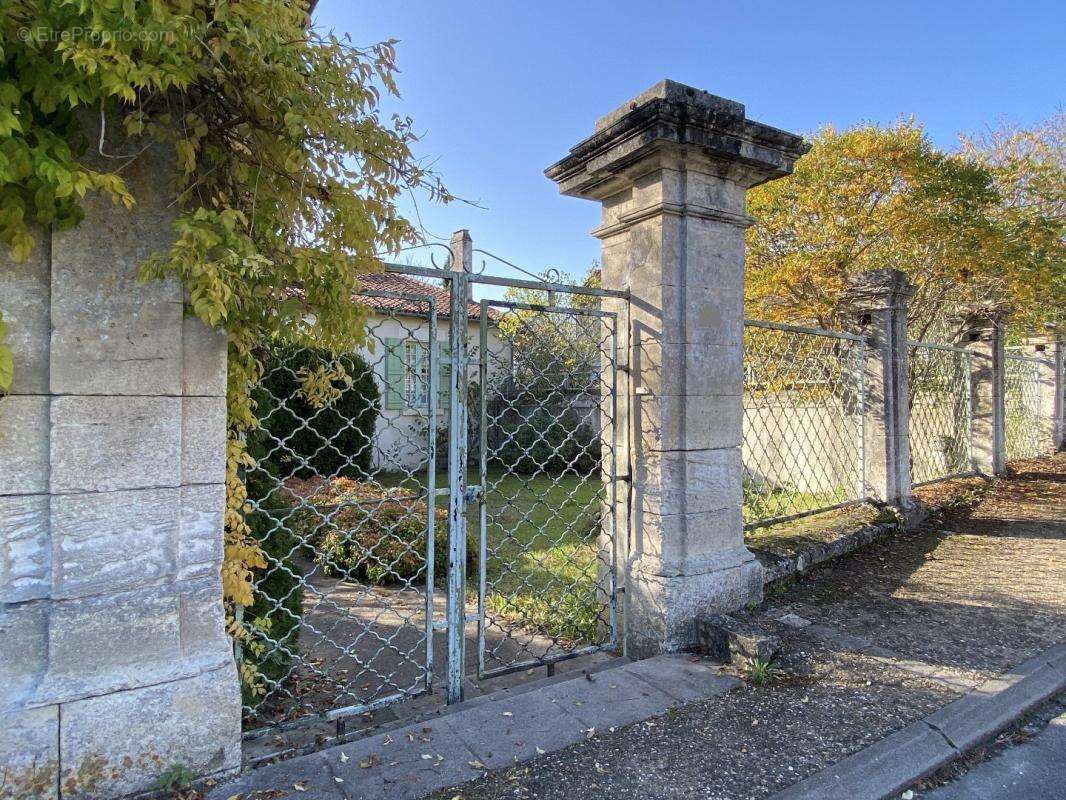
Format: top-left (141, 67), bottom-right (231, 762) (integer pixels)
top-left (468, 759), bottom-right (487, 769)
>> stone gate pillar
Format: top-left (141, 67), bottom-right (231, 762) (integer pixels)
top-left (545, 80), bottom-right (808, 657)
top-left (1022, 334), bottom-right (1064, 453)
top-left (0, 137), bottom-right (240, 798)
top-left (953, 311), bottom-right (1007, 476)
top-left (846, 270), bottom-right (915, 509)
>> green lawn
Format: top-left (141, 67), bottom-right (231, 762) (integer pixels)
top-left (370, 469), bottom-right (848, 646)
top-left (742, 482), bottom-right (853, 525)
top-left (480, 469), bottom-right (606, 645)
top-left (382, 467), bottom-right (607, 645)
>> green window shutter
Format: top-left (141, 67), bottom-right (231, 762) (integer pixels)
top-left (438, 341), bottom-right (452, 412)
top-left (384, 337), bottom-right (405, 410)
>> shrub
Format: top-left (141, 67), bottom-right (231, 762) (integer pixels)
top-left (240, 471), bottom-right (305, 705)
top-left (287, 477), bottom-right (476, 586)
top-left (492, 407), bottom-right (600, 475)
top-left (250, 346), bottom-right (380, 479)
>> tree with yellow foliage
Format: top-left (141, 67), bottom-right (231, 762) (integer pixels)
top-left (745, 119), bottom-right (1063, 341)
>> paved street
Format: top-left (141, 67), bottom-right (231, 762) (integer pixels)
top-left (921, 712), bottom-right (1066, 799)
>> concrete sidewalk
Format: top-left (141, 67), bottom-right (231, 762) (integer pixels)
top-left (206, 656), bottom-right (740, 800)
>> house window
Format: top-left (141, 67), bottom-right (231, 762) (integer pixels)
top-left (403, 340), bottom-right (430, 408)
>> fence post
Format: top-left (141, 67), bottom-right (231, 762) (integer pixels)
top-left (952, 312), bottom-right (1007, 475)
top-left (545, 80), bottom-right (808, 658)
top-left (1022, 333), bottom-right (1064, 453)
top-left (845, 270), bottom-right (915, 510)
top-left (445, 229), bottom-right (472, 703)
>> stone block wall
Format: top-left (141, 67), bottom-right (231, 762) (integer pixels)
top-left (0, 143), bottom-right (240, 799)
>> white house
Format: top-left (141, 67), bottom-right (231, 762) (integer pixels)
top-left (356, 272), bottom-right (509, 473)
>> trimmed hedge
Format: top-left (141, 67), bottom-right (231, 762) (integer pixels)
top-left (493, 407), bottom-right (599, 475)
top-left (251, 345), bottom-right (380, 479)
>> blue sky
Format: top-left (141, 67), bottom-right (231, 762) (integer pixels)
top-left (313, 1), bottom-right (1064, 286)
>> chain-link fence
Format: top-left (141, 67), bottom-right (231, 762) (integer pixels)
top-left (232, 260), bottom-right (627, 741)
top-left (1004, 353), bottom-right (1044, 461)
top-left (908, 342), bottom-right (973, 484)
top-left (476, 297), bottom-right (620, 678)
top-left (742, 320), bottom-right (865, 527)
top-left (237, 290), bottom-right (442, 735)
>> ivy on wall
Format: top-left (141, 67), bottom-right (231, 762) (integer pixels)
top-left (0, 1), bottom-right (446, 693)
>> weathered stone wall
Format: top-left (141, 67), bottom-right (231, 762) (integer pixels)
top-left (742, 400), bottom-right (861, 497)
top-left (0, 142), bottom-right (240, 799)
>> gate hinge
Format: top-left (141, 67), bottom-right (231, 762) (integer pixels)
top-left (465, 484), bottom-right (483, 503)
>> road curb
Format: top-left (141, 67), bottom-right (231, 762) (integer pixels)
top-left (767, 645), bottom-right (1066, 800)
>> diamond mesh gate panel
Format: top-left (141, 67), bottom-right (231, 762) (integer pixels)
top-left (476, 300), bottom-right (619, 678)
top-left (1004, 354), bottom-right (1044, 461)
top-left (742, 321), bottom-right (865, 527)
top-left (908, 343), bottom-right (973, 484)
top-left (238, 292), bottom-right (440, 734)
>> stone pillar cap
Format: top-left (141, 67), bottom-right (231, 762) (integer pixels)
top-left (844, 268), bottom-right (915, 310)
top-left (946, 302), bottom-right (1011, 331)
top-left (545, 79), bottom-right (809, 200)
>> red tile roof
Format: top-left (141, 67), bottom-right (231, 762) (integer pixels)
top-left (356, 272), bottom-right (498, 321)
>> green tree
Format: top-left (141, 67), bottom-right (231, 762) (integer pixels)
top-left (496, 266), bottom-right (604, 395)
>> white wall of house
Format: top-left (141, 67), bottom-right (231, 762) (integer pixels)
top-left (360, 313), bottom-right (509, 474)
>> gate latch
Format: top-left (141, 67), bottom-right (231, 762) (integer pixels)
top-left (465, 484), bottom-right (483, 503)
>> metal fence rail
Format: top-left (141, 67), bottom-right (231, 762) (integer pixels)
top-left (908, 341), bottom-right (973, 485)
top-left (742, 319), bottom-right (865, 528)
top-left (1004, 353), bottom-right (1044, 460)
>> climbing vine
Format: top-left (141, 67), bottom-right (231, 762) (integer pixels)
top-left (1, 1), bottom-right (447, 692)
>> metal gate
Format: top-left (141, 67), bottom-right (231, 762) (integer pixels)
top-left (236, 253), bottom-right (628, 743)
top-left (474, 279), bottom-right (623, 682)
